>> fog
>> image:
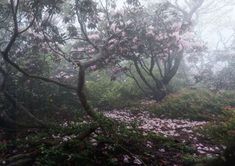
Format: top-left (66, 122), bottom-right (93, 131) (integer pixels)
top-left (145, 0), bottom-right (235, 49)
top-left (0, 0), bottom-right (235, 165)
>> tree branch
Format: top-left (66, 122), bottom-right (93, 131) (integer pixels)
top-left (4, 91), bottom-right (49, 128)
top-left (133, 59), bottom-right (156, 93)
top-left (75, 2), bottom-right (100, 52)
top-left (0, 66), bottom-right (6, 91)
top-left (1, 53), bottom-right (76, 90)
top-left (77, 64), bottom-right (97, 118)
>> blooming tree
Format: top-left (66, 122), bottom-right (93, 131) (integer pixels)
top-left (70, 1), bottom-right (206, 100)
top-left (0, 0), bottom-right (146, 127)
top-left (109, 3), bottom-right (206, 100)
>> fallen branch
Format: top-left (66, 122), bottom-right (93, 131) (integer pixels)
top-left (78, 125), bottom-right (99, 141)
top-left (3, 151), bottom-right (38, 166)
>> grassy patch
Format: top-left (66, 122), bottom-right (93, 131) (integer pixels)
top-left (149, 89), bottom-right (235, 121)
top-left (198, 109), bottom-right (235, 166)
top-left (201, 109), bottom-right (235, 144)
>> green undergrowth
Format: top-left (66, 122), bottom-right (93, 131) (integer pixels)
top-left (36, 123), bottom-right (193, 165)
top-left (201, 109), bottom-right (235, 144)
top-left (182, 154), bottom-right (217, 166)
top-left (1, 117), bottom-right (196, 166)
top-left (86, 71), bottom-right (142, 109)
top-left (148, 89), bottom-right (235, 121)
top-left (197, 109), bottom-right (235, 166)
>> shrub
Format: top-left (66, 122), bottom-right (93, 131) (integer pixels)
top-left (149, 89), bottom-right (235, 121)
top-left (201, 109), bottom-right (235, 144)
top-left (201, 110), bottom-right (235, 166)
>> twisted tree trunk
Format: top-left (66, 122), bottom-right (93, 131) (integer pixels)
top-left (77, 65), bottom-right (98, 119)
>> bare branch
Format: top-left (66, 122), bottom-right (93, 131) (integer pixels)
top-left (18, 15), bottom-right (36, 34)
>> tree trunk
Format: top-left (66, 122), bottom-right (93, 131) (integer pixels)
top-left (77, 65), bottom-right (98, 119)
top-left (153, 89), bottom-right (167, 101)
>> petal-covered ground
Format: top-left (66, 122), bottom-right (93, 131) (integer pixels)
top-left (103, 109), bottom-right (225, 157)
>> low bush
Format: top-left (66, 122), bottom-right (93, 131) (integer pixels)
top-left (200, 109), bottom-right (235, 166)
top-left (202, 112), bottom-right (235, 144)
top-left (149, 89), bottom-right (235, 121)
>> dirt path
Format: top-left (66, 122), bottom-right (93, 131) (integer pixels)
top-left (103, 109), bottom-right (225, 157)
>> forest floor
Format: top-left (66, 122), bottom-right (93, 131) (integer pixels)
top-left (0, 99), bottom-right (233, 166)
top-left (104, 109), bottom-right (225, 157)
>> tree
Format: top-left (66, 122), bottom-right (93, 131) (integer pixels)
top-left (0, 0), bottom-right (98, 128)
top-left (93, 2), bottom-right (205, 100)
top-left (124, 3), bottom-right (205, 100)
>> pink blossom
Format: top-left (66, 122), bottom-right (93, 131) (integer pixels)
top-left (146, 30), bottom-right (155, 36)
top-left (131, 45), bottom-right (138, 49)
top-left (119, 22), bottom-right (124, 26)
top-left (122, 32), bottom-right (126, 37)
top-left (88, 34), bottom-right (100, 40)
top-left (77, 47), bottom-right (85, 52)
top-left (155, 33), bottom-right (164, 40)
top-left (115, 9), bottom-right (124, 15)
top-left (126, 20), bottom-right (132, 25)
top-left (172, 31), bottom-right (181, 41)
top-left (109, 38), bottom-right (118, 44)
top-left (180, 39), bottom-right (191, 49)
top-left (108, 44), bottom-right (115, 50)
top-left (132, 36), bottom-right (138, 43)
top-left (115, 27), bottom-right (121, 33)
top-left (110, 23), bottom-right (116, 31)
top-left (183, 32), bottom-right (194, 39)
top-left (192, 41), bottom-right (205, 48)
top-left (148, 25), bottom-right (154, 30)
top-left (90, 65), bottom-right (97, 70)
top-left (178, 44), bottom-right (183, 51)
top-left (123, 155), bottom-right (130, 163)
top-left (159, 148), bottom-right (165, 152)
top-left (164, 48), bottom-right (169, 52)
top-left (88, 48), bottom-right (95, 53)
top-left (172, 22), bottom-right (182, 31)
top-left (133, 158), bottom-right (142, 165)
top-left (90, 138), bottom-right (97, 146)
